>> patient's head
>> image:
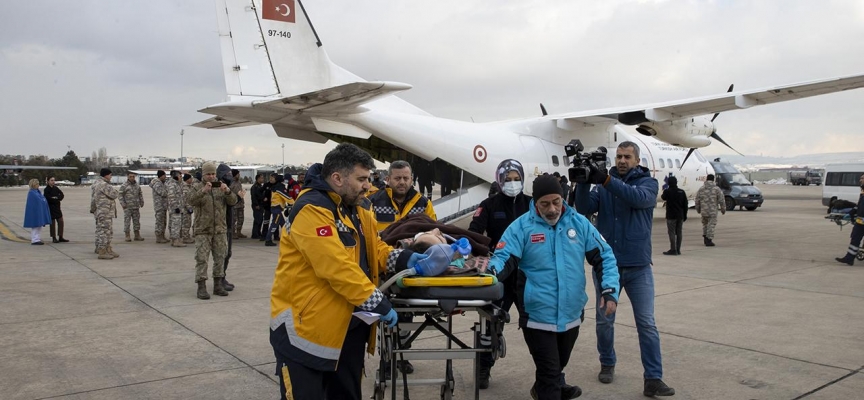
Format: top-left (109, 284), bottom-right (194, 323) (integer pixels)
top-left (411, 228), bottom-right (447, 254)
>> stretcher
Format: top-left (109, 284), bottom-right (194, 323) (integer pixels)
top-left (372, 275), bottom-right (506, 400)
top-left (826, 212), bottom-right (864, 261)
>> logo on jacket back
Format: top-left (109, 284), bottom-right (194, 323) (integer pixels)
top-left (316, 226), bottom-right (333, 237)
top-left (530, 233), bottom-right (545, 243)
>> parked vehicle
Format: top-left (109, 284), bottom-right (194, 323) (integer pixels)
top-left (823, 163), bottom-right (864, 207)
top-left (788, 170), bottom-right (822, 186)
top-left (709, 159), bottom-right (764, 211)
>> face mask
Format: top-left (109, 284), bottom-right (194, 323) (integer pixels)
top-left (501, 181), bottom-right (523, 197)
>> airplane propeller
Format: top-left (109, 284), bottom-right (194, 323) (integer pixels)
top-left (540, 103), bottom-right (548, 116)
top-left (680, 84), bottom-right (742, 169)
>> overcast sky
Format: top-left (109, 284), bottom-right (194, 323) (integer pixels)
top-left (2, 0), bottom-right (863, 165)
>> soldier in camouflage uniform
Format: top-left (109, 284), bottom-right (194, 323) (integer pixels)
top-left (150, 170), bottom-right (170, 243)
top-left (167, 171), bottom-right (186, 247)
top-left (189, 162), bottom-right (241, 300)
top-left (695, 174), bottom-right (726, 247)
top-left (181, 174), bottom-right (195, 244)
top-left (230, 169), bottom-right (246, 239)
top-left (119, 172), bottom-right (145, 242)
top-left (91, 168), bottom-right (119, 259)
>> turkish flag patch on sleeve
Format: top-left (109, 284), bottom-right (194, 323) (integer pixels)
top-left (495, 241), bottom-right (506, 250)
top-left (315, 226), bottom-right (333, 237)
top-left (262, 0), bottom-right (296, 23)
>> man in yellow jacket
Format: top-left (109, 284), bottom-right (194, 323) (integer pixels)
top-left (270, 143), bottom-right (432, 400)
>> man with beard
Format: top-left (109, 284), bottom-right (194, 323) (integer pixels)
top-left (488, 174), bottom-right (620, 400)
top-left (367, 160), bottom-right (437, 376)
top-left (269, 143), bottom-right (435, 400)
top-left (574, 141), bottom-right (675, 397)
top-left (468, 158), bottom-right (531, 389)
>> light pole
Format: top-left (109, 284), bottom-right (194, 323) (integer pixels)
top-left (180, 129), bottom-right (185, 162)
top-left (281, 143), bottom-right (285, 173)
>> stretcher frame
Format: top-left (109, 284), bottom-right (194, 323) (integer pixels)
top-left (372, 297), bottom-right (507, 400)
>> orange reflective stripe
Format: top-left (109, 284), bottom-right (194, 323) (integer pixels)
top-left (281, 365), bottom-right (294, 400)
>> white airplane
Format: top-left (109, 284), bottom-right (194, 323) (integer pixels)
top-left (193, 0), bottom-right (864, 219)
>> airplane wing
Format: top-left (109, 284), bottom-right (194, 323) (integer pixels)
top-left (551, 73), bottom-right (864, 126)
top-left (191, 116), bottom-right (260, 129)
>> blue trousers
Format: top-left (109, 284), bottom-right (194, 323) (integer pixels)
top-left (593, 265), bottom-right (663, 379)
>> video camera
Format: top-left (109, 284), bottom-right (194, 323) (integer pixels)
top-left (565, 139), bottom-right (607, 184)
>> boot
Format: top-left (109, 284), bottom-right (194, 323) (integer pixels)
top-left (134, 230), bottom-right (144, 241)
top-left (598, 365), bottom-right (615, 384)
top-left (182, 237), bottom-right (195, 244)
top-left (197, 281), bottom-right (210, 300)
top-left (222, 277), bottom-right (235, 291)
top-left (52, 237), bottom-right (59, 243)
top-left (238, 232), bottom-right (247, 238)
top-left (643, 379), bottom-right (675, 397)
top-left (213, 277), bottom-right (229, 296)
top-left (97, 248), bottom-right (113, 260)
top-left (156, 233), bottom-right (169, 244)
top-left (107, 245), bottom-right (120, 258)
top-left (706, 238), bottom-right (716, 247)
top-left (265, 240), bottom-right (277, 247)
top-left (836, 254), bottom-right (855, 265)
top-left (171, 238), bottom-right (187, 247)
top-left (125, 232), bottom-right (132, 242)
top-left (477, 353), bottom-right (493, 389)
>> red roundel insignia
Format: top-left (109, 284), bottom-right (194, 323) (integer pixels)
top-left (473, 145), bottom-right (487, 163)
top-left (316, 226), bottom-right (333, 237)
top-left (495, 241), bottom-right (506, 250)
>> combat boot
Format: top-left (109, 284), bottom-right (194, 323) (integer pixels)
top-left (171, 239), bottom-right (187, 248)
top-left (134, 230), bottom-right (144, 241)
top-left (157, 234), bottom-right (169, 244)
top-left (238, 232), bottom-right (247, 238)
top-left (97, 248), bottom-right (113, 260)
top-left (836, 254), bottom-right (855, 265)
top-left (197, 281), bottom-right (210, 300)
top-left (182, 237), bottom-right (195, 244)
top-left (125, 232), bottom-right (132, 242)
top-left (213, 277), bottom-right (229, 296)
top-left (107, 246), bottom-right (120, 258)
top-left (222, 277), bottom-right (235, 291)
top-left (706, 238), bottom-right (716, 247)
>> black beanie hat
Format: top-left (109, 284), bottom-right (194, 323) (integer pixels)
top-left (667, 176), bottom-right (678, 186)
top-left (183, 173), bottom-right (192, 181)
top-left (157, 170), bottom-right (166, 177)
top-left (100, 168), bottom-right (112, 177)
top-left (532, 175), bottom-right (563, 201)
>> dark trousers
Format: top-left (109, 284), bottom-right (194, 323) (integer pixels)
top-left (845, 223), bottom-right (864, 255)
top-left (261, 208), bottom-right (271, 238)
top-left (276, 323), bottom-right (369, 400)
top-left (266, 207), bottom-right (283, 242)
top-left (666, 218), bottom-right (683, 252)
top-left (522, 325), bottom-right (580, 400)
top-left (50, 217), bottom-right (64, 239)
top-left (418, 178), bottom-right (433, 199)
top-left (479, 271), bottom-right (517, 370)
top-left (251, 206), bottom-right (264, 238)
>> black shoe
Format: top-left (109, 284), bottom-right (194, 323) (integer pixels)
top-left (478, 368), bottom-right (490, 389)
top-left (52, 237), bottom-right (59, 243)
top-left (836, 255), bottom-right (855, 266)
top-left (259, 237), bottom-right (266, 241)
top-left (662, 250), bottom-right (677, 256)
top-left (706, 239), bottom-right (715, 247)
top-left (643, 379), bottom-right (675, 396)
top-left (561, 383), bottom-right (583, 399)
top-left (265, 240), bottom-right (276, 246)
top-left (397, 360), bottom-right (414, 374)
top-left (58, 237), bottom-right (69, 243)
top-left (598, 365), bottom-right (614, 384)
top-left (31, 241), bottom-right (44, 245)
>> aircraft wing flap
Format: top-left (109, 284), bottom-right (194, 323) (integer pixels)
top-left (191, 116), bottom-right (260, 129)
top-left (255, 81), bottom-right (412, 113)
top-left (552, 73), bottom-right (864, 123)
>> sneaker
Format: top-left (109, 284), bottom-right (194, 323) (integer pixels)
top-left (397, 360), bottom-right (414, 374)
top-left (561, 383), bottom-right (582, 399)
top-left (643, 379), bottom-right (675, 397)
top-left (598, 365), bottom-right (614, 384)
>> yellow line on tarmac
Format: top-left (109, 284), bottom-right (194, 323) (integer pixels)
top-left (0, 218), bottom-right (28, 243)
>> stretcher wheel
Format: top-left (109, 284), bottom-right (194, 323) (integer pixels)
top-left (497, 336), bottom-right (507, 359)
top-left (373, 383), bottom-right (385, 400)
top-left (858, 250), bottom-right (864, 262)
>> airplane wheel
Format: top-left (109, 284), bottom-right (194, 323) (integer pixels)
top-left (725, 197), bottom-right (735, 211)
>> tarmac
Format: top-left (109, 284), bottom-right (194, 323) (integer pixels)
top-left (0, 184), bottom-right (862, 400)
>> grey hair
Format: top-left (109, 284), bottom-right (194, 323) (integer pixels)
top-left (618, 141), bottom-right (641, 159)
top-left (322, 143), bottom-right (376, 177)
top-left (388, 160), bottom-right (412, 175)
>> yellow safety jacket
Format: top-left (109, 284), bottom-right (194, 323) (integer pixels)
top-left (368, 187), bottom-right (437, 232)
top-left (270, 171), bottom-right (415, 371)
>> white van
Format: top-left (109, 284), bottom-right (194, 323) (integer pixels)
top-left (822, 163), bottom-right (864, 206)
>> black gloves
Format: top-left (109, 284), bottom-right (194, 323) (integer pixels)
top-left (174, 208), bottom-right (181, 214)
top-left (590, 163), bottom-right (608, 185)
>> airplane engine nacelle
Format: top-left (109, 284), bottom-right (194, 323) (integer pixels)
top-left (635, 120), bottom-right (712, 148)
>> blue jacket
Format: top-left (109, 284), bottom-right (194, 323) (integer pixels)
top-left (574, 166), bottom-right (657, 267)
top-left (24, 189), bottom-right (52, 228)
top-left (490, 201), bottom-right (619, 332)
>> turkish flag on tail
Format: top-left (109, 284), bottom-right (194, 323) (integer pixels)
top-left (262, 0), bottom-right (296, 23)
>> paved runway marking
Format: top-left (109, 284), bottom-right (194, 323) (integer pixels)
top-left (0, 216), bottom-right (28, 243)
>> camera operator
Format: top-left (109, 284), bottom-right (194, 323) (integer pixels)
top-left (572, 141), bottom-right (675, 397)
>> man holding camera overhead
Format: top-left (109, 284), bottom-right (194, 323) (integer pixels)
top-left (573, 141), bottom-right (675, 397)
top-left (188, 162), bottom-right (240, 300)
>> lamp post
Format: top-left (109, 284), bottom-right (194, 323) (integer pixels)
top-left (281, 143), bottom-right (285, 173)
top-left (180, 129), bottom-right (185, 162)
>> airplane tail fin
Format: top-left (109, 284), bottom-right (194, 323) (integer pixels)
top-left (215, 0), bottom-right (352, 98)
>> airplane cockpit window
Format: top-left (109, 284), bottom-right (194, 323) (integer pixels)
top-left (659, 159), bottom-right (665, 168)
top-left (675, 159), bottom-right (681, 169)
top-left (552, 155), bottom-right (559, 167)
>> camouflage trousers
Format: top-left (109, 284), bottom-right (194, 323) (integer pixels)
top-left (195, 234), bottom-right (228, 282)
top-left (154, 207), bottom-right (167, 236)
top-left (701, 214), bottom-right (718, 239)
top-left (181, 211), bottom-right (192, 241)
top-left (169, 210), bottom-right (182, 240)
top-left (233, 207), bottom-right (244, 235)
top-left (123, 207), bottom-right (141, 233)
top-left (95, 214), bottom-right (114, 249)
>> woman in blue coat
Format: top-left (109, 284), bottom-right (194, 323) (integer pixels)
top-left (24, 178), bottom-right (52, 245)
